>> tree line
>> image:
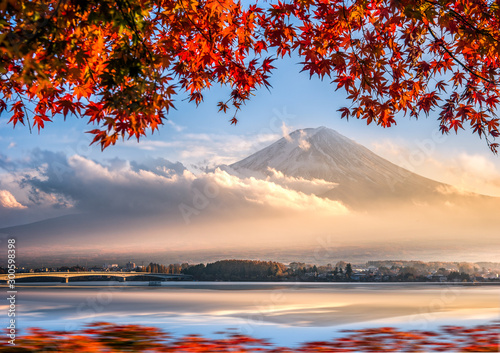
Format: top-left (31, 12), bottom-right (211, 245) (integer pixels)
top-left (181, 260), bottom-right (288, 281)
top-left (141, 262), bottom-right (184, 274)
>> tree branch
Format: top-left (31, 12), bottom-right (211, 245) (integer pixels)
top-left (427, 26), bottom-right (496, 85)
top-left (424, 0), bottom-right (500, 45)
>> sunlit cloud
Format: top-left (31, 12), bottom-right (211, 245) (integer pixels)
top-left (0, 190), bottom-right (26, 209)
top-left (266, 168), bottom-right (337, 195)
top-left (370, 139), bottom-right (500, 197)
top-left (435, 185), bottom-right (478, 197)
top-left (209, 168), bottom-right (347, 214)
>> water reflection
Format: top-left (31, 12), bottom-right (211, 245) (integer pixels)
top-left (11, 282), bottom-right (500, 345)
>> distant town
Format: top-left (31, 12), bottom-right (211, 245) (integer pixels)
top-left (2, 259), bottom-right (500, 283)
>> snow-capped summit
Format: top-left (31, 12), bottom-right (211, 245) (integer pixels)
top-left (232, 126), bottom-right (395, 181)
top-left (230, 127), bottom-right (459, 206)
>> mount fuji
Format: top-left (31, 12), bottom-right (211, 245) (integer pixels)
top-left (228, 126), bottom-right (486, 207)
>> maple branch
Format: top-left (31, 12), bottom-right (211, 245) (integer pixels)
top-left (427, 26), bottom-right (496, 85)
top-left (176, 0), bottom-right (256, 76)
top-left (423, 0), bottom-right (500, 45)
top-left (0, 74), bottom-right (33, 133)
top-left (19, 0), bottom-right (66, 50)
top-left (341, 3), bottom-right (363, 69)
top-left (176, 0), bottom-right (223, 76)
top-left (176, 0), bottom-right (214, 48)
top-left (175, 0), bottom-right (262, 113)
top-left (115, 0), bottom-right (162, 98)
top-left (15, 93), bottom-right (33, 134)
top-left (118, 0), bottom-right (155, 63)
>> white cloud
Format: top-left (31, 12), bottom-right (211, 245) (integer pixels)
top-left (0, 190), bottom-right (26, 209)
top-left (265, 168), bottom-right (337, 195)
top-left (280, 123), bottom-right (310, 151)
top-left (181, 132), bottom-right (280, 166)
top-left (123, 140), bottom-right (180, 150)
top-left (281, 122), bottom-right (293, 143)
top-left (7, 142), bottom-right (16, 149)
top-left (183, 133), bottom-right (213, 141)
top-left (298, 129), bottom-right (311, 151)
top-left (122, 131), bottom-right (281, 168)
top-left (180, 146), bottom-right (215, 160)
top-left (165, 119), bottom-right (186, 132)
top-left (435, 185), bottom-right (477, 196)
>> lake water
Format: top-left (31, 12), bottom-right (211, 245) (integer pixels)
top-left (5, 282), bottom-right (500, 346)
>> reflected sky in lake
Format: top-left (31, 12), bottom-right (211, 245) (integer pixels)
top-left (5, 282), bottom-right (500, 346)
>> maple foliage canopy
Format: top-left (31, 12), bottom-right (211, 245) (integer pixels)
top-left (1, 0), bottom-right (500, 150)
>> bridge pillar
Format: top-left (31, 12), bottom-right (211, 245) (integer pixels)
top-left (121, 277), bottom-right (126, 282)
top-left (62, 277), bottom-right (69, 283)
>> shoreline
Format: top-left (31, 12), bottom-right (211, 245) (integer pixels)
top-left (4, 280), bottom-right (500, 289)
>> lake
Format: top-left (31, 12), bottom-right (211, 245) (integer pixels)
top-left (5, 282), bottom-right (500, 346)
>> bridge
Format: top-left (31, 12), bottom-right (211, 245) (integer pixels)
top-left (0, 271), bottom-right (193, 283)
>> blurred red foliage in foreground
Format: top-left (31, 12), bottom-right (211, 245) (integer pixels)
top-left (1, 322), bottom-right (498, 352)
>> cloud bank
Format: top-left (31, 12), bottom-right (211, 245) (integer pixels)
top-left (0, 150), bottom-right (347, 227)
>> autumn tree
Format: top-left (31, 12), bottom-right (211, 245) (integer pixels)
top-left (1, 0), bottom-right (500, 150)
